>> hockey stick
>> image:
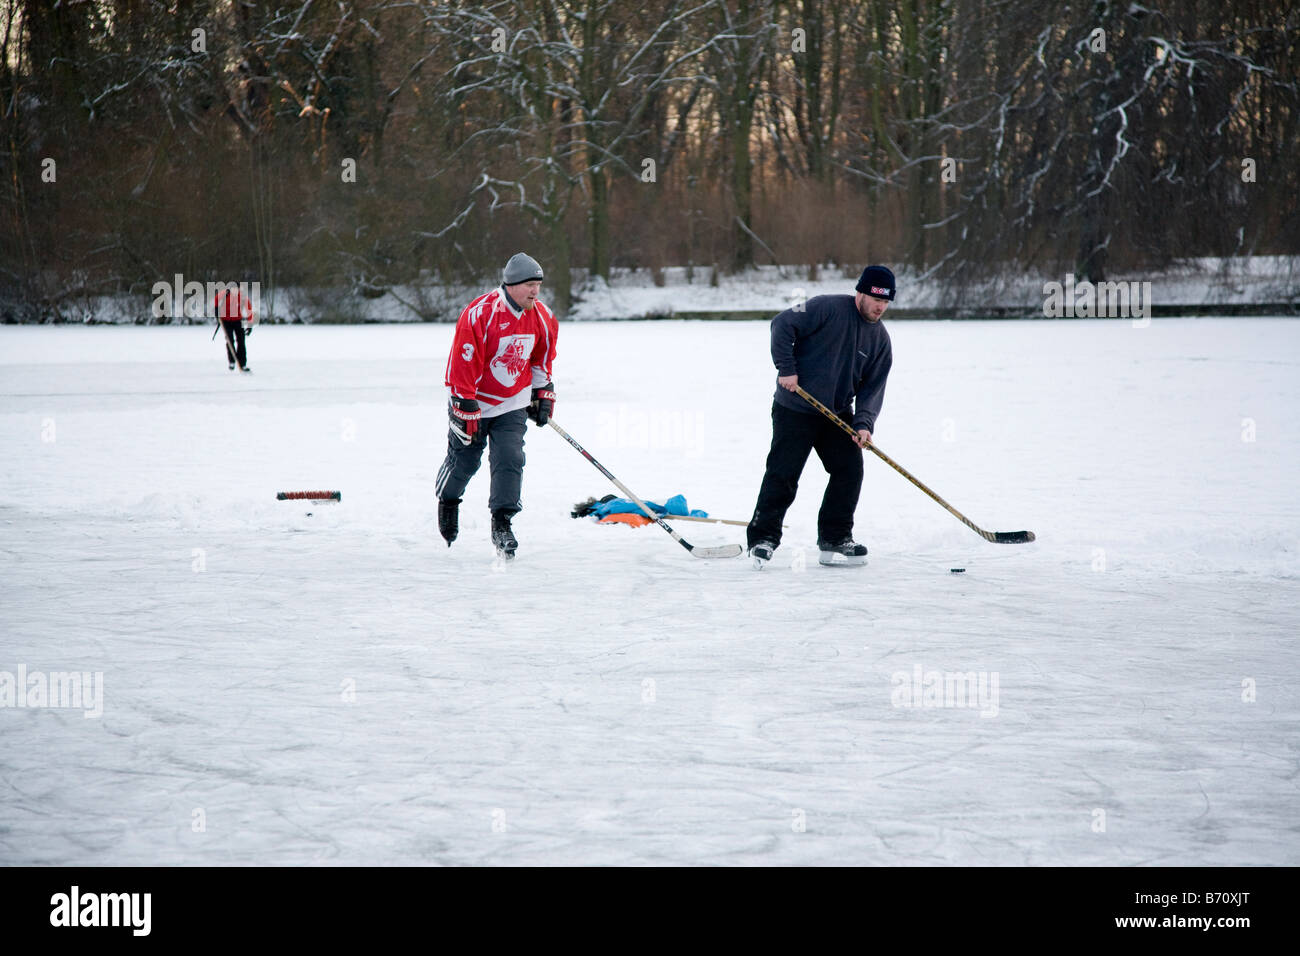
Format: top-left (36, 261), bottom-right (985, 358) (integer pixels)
top-left (217, 318), bottom-right (240, 367)
top-left (572, 496), bottom-right (778, 527)
top-left (602, 513), bottom-right (760, 528)
top-left (547, 419), bottom-right (743, 558)
top-left (656, 514), bottom-right (750, 527)
top-left (647, 514), bottom-right (788, 528)
top-left (794, 385), bottom-right (1035, 544)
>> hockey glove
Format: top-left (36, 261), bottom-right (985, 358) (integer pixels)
top-left (571, 494), bottom-right (617, 519)
top-left (449, 396), bottom-right (481, 445)
top-left (528, 383), bottom-right (556, 426)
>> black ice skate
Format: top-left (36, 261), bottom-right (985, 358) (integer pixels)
top-left (491, 509), bottom-right (518, 560)
top-left (817, 538), bottom-right (868, 566)
top-left (749, 541), bottom-right (776, 570)
top-left (438, 498), bottom-right (461, 546)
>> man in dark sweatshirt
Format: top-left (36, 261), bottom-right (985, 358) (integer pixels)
top-left (747, 265), bottom-right (895, 568)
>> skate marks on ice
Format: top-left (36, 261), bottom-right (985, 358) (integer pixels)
top-left (2, 321), bottom-right (1298, 865)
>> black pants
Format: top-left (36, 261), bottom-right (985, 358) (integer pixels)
top-left (435, 408), bottom-right (528, 514)
top-left (221, 320), bottom-right (247, 369)
top-left (747, 401), bottom-right (864, 548)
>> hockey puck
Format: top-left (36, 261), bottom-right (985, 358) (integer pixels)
top-left (949, 568), bottom-right (965, 573)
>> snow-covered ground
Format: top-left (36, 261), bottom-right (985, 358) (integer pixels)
top-left (2, 318), bottom-right (1297, 866)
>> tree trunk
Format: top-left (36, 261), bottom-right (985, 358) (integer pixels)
top-left (588, 164), bottom-right (610, 281)
top-left (731, 104), bottom-right (755, 271)
top-left (547, 216), bottom-right (572, 316)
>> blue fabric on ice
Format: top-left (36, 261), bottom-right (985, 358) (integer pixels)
top-left (590, 494), bottom-right (707, 519)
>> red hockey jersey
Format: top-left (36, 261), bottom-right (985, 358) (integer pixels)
top-left (444, 287), bottom-right (558, 417)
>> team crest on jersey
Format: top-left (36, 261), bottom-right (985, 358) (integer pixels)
top-left (489, 334), bottom-right (535, 386)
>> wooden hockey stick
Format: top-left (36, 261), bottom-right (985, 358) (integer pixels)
top-left (793, 385), bottom-right (1035, 544)
top-left (660, 514), bottom-right (749, 527)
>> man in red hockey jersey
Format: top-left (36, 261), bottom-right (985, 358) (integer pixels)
top-left (436, 252), bottom-right (558, 559)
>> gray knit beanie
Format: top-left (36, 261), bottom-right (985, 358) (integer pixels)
top-left (503, 252), bottom-right (544, 285)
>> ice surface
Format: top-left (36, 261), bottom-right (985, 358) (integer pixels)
top-left (1, 319), bottom-right (1297, 865)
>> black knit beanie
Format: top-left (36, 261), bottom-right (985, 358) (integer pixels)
top-left (856, 265), bottom-right (896, 300)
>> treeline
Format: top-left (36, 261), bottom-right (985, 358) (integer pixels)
top-left (1, 0), bottom-right (1296, 320)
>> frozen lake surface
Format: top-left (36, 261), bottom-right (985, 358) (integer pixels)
top-left (2, 318), bottom-right (1297, 865)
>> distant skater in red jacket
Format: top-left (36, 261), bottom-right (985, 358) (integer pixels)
top-left (213, 285), bottom-right (254, 373)
top-left (436, 253), bottom-right (558, 560)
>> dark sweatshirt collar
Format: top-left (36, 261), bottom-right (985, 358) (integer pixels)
top-left (500, 285), bottom-right (524, 317)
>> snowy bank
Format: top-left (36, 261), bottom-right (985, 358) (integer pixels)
top-left (9, 256), bottom-right (1297, 324)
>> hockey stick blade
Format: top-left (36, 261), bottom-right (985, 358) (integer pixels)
top-left (688, 543), bottom-right (745, 558)
top-left (993, 530), bottom-right (1035, 544)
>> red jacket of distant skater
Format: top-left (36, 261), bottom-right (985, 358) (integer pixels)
top-left (445, 287), bottom-right (558, 418)
top-left (213, 288), bottom-right (254, 324)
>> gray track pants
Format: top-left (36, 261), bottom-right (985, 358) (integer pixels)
top-left (435, 408), bottom-right (528, 514)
